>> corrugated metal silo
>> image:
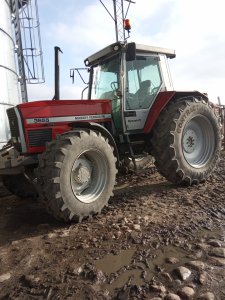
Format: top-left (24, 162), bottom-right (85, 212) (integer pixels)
top-left (0, 0), bottom-right (21, 149)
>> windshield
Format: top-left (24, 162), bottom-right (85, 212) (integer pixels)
top-left (90, 55), bottom-right (120, 100)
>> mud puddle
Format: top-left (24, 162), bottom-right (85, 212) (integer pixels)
top-left (95, 249), bottom-right (135, 274)
top-left (92, 228), bottom-right (225, 298)
top-left (93, 245), bottom-right (189, 296)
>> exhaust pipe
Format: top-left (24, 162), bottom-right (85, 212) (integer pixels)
top-left (53, 46), bottom-right (63, 100)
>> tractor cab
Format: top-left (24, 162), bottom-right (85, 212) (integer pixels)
top-left (85, 42), bottom-right (175, 133)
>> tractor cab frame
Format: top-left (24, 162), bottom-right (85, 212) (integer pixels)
top-left (85, 42), bottom-right (175, 134)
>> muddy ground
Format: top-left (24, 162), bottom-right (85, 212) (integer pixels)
top-left (1, 154), bottom-right (225, 300)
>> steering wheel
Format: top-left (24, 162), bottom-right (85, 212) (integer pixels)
top-left (151, 87), bottom-right (159, 95)
top-left (111, 81), bottom-right (118, 90)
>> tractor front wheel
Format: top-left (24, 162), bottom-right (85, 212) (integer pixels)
top-left (36, 129), bottom-right (117, 222)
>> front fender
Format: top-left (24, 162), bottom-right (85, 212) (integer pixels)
top-left (71, 122), bottom-right (120, 168)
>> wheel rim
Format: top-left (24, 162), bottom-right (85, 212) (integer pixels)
top-left (70, 149), bottom-right (108, 203)
top-left (182, 115), bottom-right (215, 168)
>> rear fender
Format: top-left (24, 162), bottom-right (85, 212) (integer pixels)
top-left (144, 91), bottom-right (208, 134)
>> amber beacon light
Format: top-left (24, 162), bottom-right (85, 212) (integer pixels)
top-left (124, 19), bottom-right (131, 32)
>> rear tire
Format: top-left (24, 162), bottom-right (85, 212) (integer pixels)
top-left (151, 97), bottom-right (221, 185)
top-left (36, 129), bottom-right (117, 222)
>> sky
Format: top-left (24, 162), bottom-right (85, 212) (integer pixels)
top-left (27, 0), bottom-right (225, 104)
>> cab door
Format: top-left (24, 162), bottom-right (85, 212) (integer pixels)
top-left (124, 55), bottom-right (163, 131)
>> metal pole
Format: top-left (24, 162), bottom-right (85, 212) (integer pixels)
top-left (113, 0), bottom-right (125, 42)
top-left (113, 0), bottom-right (119, 42)
top-left (12, 0), bottom-right (28, 102)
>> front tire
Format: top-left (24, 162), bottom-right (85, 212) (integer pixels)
top-left (151, 97), bottom-right (221, 185)
top-left (36, 129), bottom-right (117, 222)
top-left (2, 172), bottom-right (37, 198)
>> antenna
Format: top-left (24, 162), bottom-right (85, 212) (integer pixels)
top-left (99, 0), bottom-right (135, 43)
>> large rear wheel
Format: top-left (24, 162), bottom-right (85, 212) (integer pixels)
top-left (151, 97), bottom-right (221, 185)
top-left (36, 129), bottom-right (117, 222)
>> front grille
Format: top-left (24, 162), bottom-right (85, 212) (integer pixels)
top-left (7, 107), bottom-right (20, 138)
top-left (28, 129), bottom-right (52, 147)
top-left (7, 107), bottom-right (22, 152)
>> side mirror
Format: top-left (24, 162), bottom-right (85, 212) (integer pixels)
top-left (126, 43), bottom-right (136, 61)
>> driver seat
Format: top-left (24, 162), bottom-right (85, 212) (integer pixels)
top-left (134, 80), bottom-right (151, 108)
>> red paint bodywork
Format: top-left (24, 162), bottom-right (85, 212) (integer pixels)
top-left (144, 91), bottom-right (176, 133)
top-left (18, 99), bottom-right (112, 153)
top-left (17, 91), bottom-right (201, 154)
top-left (144, 90), bottom-right (208, 133)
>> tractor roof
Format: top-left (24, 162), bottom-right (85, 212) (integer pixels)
top-left (84, 42), bottom-right (176, 67)
top-left (135, 44), bottom-right (176, 59)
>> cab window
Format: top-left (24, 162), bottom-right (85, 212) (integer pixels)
top-left (126, 55), bottom-right (162, 110)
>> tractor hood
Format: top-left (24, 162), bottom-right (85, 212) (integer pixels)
top-left (15, 99), bottom-right (112, 126)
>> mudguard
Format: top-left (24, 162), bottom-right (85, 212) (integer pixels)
top-left (144, 91), bottom-right (208, 134)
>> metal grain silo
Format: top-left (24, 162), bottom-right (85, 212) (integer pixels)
top-left (0, 0), bottom-right (21, 149)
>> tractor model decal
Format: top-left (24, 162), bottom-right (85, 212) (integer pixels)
top-left (26, 114), bottom-right (112, 124)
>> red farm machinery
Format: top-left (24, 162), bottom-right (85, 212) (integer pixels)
top-left (0, 0), bottom-right (221, 222)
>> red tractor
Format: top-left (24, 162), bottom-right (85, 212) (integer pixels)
top-left (0, 41), bottom-right (221, 222)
